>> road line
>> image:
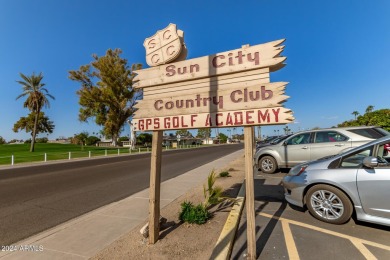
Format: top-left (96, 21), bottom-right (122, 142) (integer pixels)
top-left (281, 221), bottom-right (300, 260)
top-left (259, 213), bottom-right (390, 252)
top-left (350, 240), bottom-right (377, 260)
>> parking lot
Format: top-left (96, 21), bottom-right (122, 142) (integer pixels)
top-left (231, 170), bottom-right (390, 259)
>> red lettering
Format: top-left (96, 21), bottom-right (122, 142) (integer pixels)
top-left (216, 113), bottom-right (223, 126)
top-left (147, 39), bottom-right (156, 49)
top-left (191, 115), bottom-right (197, 126)
top-left (272, 108), bottom-right (280, 122)
top-left (138, 120), bottom-right (145, 130)
top-left (181, 116), bottom-right (188, 127)
top-left (235, 51), bottom-right (245, 64)
top-left (154, 118), bottom-right (160, 129)
top-left (166, 65), bottom-right (176, 76)
top-left (165, 101), bottom-right (174, 109)
top-left (145, 119), bottom-right (152, 130)
top-left (234, 112), bottom-right (243, 125)
top-left (246, 111), bottom-right (254, 124)
top-left (151, 54), bottom-right (160, 64)
top-left (190, 64), bottom-right (200, 73)
top-left (166, 45), bottom-right (175, 56)
top-left (247, 52), bottom-right (259, 65)
top-left (172, 117), bottom-right (179, 128)
top-left (205, 114), bottom-right (212, 127)
top-left (228, 53), bottom-right (233, 66)
top-left (258, 109), bottom-right (270, 122)
top-left (230, 90), bottom-right (242, 103)
top-left (261, 86), bottom-right (273, 100)
top-left (154, 100), bottom-right (163, 110)
top-left (164, 118), bottom-right (170, 128)
top-left (226, 113), bottom-right (233, 125)
top-left (212, 55), bottom-right (225, 68)
top-left (163, 29), bottom-right (172, 40)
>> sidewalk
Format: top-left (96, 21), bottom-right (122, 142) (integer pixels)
top-left (0, 149), bottom-right (243, 260)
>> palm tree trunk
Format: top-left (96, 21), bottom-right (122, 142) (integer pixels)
top-left (30, 109), bottom-right (40, 152)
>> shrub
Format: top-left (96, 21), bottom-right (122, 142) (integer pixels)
top-left (204, 170), bottom-right (224, 207)
top-left (179, 201), bottom-right (210, 224)
top-left (219, 171), bottom-right (230, 177)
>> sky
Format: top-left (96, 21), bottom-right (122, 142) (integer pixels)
top-left (1, 0), bottom-right (389, 141)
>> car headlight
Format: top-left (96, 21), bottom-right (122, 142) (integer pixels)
top-left (288, 164), bottom-right (308, 176)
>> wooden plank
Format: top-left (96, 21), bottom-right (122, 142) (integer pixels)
top-left (244, 126), bottom-right (256, 259)
top-left (134, 83), bottom-right (289, 118)
top-left (134, 39), bottom-right (285, 88)
top-left (133, 107), bottom-right (294, 131)
top-left (143, 68), bottom-right (270, 97)
top-left (149, 130), bottom-right (163, 244)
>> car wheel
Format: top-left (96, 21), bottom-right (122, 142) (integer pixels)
top-left (306, 184), bottom-right (353, 224)
top-left (259, 156), bottom-right (277, 174)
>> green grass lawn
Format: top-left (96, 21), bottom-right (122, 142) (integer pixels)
top-left (0, 143), bottom-right (202, 165)
top-left (0, 143), bottom-right (140, 165)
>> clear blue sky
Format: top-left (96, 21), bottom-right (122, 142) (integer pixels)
top-left (1, 0), bottom-right (389, 141)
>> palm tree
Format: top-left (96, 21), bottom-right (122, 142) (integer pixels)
top-left (365, 105), bottom-right (374, 114)
top-left (351, 111), bottom-right (360, 120)
top-left (16, 72), bottom-right (55, 152)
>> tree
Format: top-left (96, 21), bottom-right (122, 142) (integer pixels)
top-left (86, 136), bottom-right (100, 146)
top-left (365, 105), bottom-right (374, 114)
top-left (175, 129), bottom-right (192, 137)
top-left (16, 72), bottom-right (55, 152)
top-left (196, 128), bottom-right (211, 139)
top-left (69, 49), bottom-right (141, 146)
top-left (137, 133), bottom-right (153, 146)
top-left (73, 131), bottom-right (89, 146)
top-left (13, 112), bottom-right (55, 138)
top-left (218, 133), bottom-right (228, 143)
top-left (0, 136), bottom-right (5, 145)
top-left (351, 111), bottom-right (360, 120)
top-left (338, 109), bottom-right (390, 131)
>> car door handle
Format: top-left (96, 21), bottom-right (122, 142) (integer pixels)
top-left (302, 146), bottom-right (308, 149)
top-left (335, 144), bottom-right (345, 147)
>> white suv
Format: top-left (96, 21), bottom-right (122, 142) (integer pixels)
top-left (255, 126), bottom-right (389, 174)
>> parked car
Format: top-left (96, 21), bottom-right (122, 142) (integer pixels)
top-left (256, 134), bottom-right (292, 150)
top-left (282, 135), bottom-right (390, 226)
top-left (255, 126), bottom-right (389, 174)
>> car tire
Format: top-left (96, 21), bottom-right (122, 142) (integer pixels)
top-left (259, 156), bottom-right (278, 174)
top-left (306, 184), bottom-right (353, 224)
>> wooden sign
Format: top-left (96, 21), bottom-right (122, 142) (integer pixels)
top-left (134, 39), bottom-right (286, 88)
top-left (134, 82), bottom-right (289, 118)
top-left (142, 68), bottom-right (270, 99)
top-left (135, 25), bottom-right (294, 254)
top-left (133, 107), bottom-right (293, 131)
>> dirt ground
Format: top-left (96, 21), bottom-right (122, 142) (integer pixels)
top-left (92, 155), bottom-right (245, 260)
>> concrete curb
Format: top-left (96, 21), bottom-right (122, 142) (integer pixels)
top-left (210, 180), bottom-right (246, 260)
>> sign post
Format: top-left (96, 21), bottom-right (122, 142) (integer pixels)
top-left (244, 126), bottom-right (256, 259)
top-left (149, 130), bottom-right (163, 244)
top-left (134, 24), bottom-right (294, 256)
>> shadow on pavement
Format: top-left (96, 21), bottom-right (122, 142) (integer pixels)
top-left (231, 179), bottom-right (287, 259)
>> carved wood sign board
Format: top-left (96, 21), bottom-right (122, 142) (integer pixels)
top-left (133, 24), bottom-right (294, 131)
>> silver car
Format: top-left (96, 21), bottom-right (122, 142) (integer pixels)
top-left (282, 135), bottom-right (390, 226)
top-left (255, 126), bottom-right (389, 174)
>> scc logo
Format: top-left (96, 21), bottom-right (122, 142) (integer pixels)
top-left (144, 23), bottom-right (187, 67)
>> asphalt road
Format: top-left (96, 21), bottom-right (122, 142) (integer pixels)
top-left (0, 144), bottom-right (243, 245)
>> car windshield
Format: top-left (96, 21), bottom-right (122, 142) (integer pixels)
top-left (338, 135), bottom-right (390, 158)
top-left (270, 134), bottom-right (292, 144)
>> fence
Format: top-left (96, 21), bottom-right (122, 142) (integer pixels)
top-left (0, 144), bottom-right (202, 166)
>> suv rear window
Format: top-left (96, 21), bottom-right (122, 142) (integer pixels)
top-left (347, 128), bottom-right (388, 139)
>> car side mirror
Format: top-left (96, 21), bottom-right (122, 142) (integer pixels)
top-left (363, 156), bottom-right (378, 168)
top-left (283, 141), bottom-right (288, 146)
